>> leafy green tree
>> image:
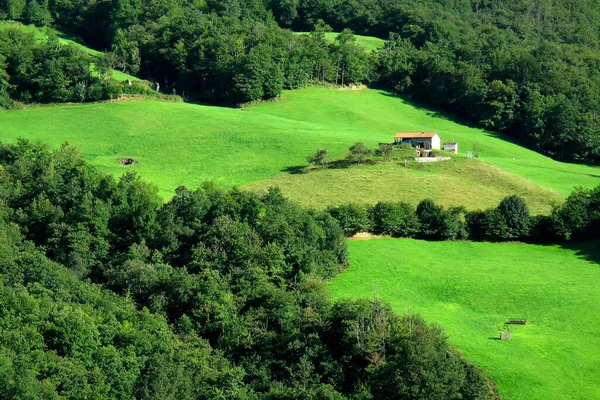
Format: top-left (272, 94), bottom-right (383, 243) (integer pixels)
top-left (2, 0), bottom-right (26, 19)
top-left (496, 195), bottom-right (530, 240)
top-left (416, 199), bottom-right (465, 240)
top-left (26, 0), bottom-right (52, 25)
top-left (95, 52), bottom-right (117, 84)
top-left (307, 148), bottom-right (328, 167)
top-left (334, 28), bottom-right (369, 86)
top-left (112, 28), bottom-right (141, 75)
top-left (347, 142), bottom-right (372, 164)
top-left (327, 203), bottom-right (372, 236)
top-left (377, 143), bottom-right (393, 161)
top-left (371, 201), bottom-right (419, 237)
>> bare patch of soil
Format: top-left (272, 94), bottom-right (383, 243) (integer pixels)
top-left (348, 232), bottom-right (385, 240)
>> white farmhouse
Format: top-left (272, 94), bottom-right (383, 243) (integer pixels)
top-left (393, 132), bottom-right (441, 150)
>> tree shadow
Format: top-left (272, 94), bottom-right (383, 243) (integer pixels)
top-left (281, 165), bottom-right (307, 174)
top-left (559, 241), bottom-right (600, 266)
top-left (379, 91), bottom-right (479, 128)
top-left (281, 159), bottom-right (379, 174)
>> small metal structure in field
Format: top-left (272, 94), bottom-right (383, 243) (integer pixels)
top-left (506, 318), bottom-right (529, 325)
top-left (500, 331), bottom-right (512, 341)
top-left (119, 158), bottom-right (137, 166)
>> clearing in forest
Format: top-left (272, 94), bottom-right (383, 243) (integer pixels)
top-left (292, 31), bottom-right (386, 51)
top-left (329, 239), bottom-right (600, 400)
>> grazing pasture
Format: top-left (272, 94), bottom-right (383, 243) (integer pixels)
top-left (328, 238), bottom-right (600, 400)
top-left (1, 87), bottom-right (598, 204)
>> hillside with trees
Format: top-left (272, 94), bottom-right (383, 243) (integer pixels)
top-left (3, 0), bottom-right (600, 162)
top-left (0, 140), bottom-right (496, 398)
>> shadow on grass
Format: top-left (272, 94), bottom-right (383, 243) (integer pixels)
top-left (281, 165), bottom-right (307, 174)
top-left (505, 160), bottom-right (600, 179)
top-left (559, 241), bottom-right (600, 266)
top-left (281, 159), bottom-right (377, 174)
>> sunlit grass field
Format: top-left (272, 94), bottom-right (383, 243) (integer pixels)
top-left (292, 31), bottom-right (386, 51)
top-left (1, 87), bottom-right (598, 203)
top-left (329, 239), bottom-right (600, 400)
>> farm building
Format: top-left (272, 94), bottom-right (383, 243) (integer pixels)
top-left (394, 132), bottom-right (441, 150)
top-left (444, 142), bottom-right (458, 153)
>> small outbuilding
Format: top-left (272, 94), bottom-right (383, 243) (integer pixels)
top-left (394, 132), bottom-right (441, 150)
top-left (444, 142), bottom-right (458, 154)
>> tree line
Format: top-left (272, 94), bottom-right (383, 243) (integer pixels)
top-left (0, 139), bottom-right (496, 399)
top-left (0, 28), bottom-right (173, 107)
top-left (327, 187), bottom-right (600, 243)
top-left (0, 1), bottom-right (373, 106)
top-left (3, 0), bottom-right (600, 162)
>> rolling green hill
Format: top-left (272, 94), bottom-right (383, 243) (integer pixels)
top-left (292, 31), bottom-right (386, 51)
top-left (329, 239), bottom-right (600, 400)
top-left (0, 21), bottom-right (140, 82)
top-left (0, 87), bottom-right (598, 207)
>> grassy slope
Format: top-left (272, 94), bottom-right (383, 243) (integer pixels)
top-left (245, 160), bottom-right (560, 214)
top-left (1, 87), bottom-right (598, 204)
top-left (244, 88), bottom-right (599, 205)
top-left (293, 31), bottom-right (386, 51)
top-left (0, 21), bottom-right (140, 82)
top-left (329, 239), bottom-right (600, 400)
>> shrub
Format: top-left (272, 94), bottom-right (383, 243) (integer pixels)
top-left (416, 199), bottom-right (466, 240)
top-left (347, 142), bottom-right (372, 164)
top-left (307, 149), bottom-right (328, 167)
top-left (371, 202), bottom-right (419, 237)
top-left (86, 82), bottom-right (106, 101)
top-left (327, 203), bottom-right (372, 236)
top-left (376, 143), bottom-right (393, 161)
top-left (496, 195), bottom-right (530, 240)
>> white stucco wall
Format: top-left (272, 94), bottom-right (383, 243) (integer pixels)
top-left (431, 134), bottom-right (441, 150)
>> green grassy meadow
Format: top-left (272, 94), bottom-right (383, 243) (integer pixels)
top-left (329, 239), bottom-right (600, 399)
top-left (293, 31), bottom-right (386, 51)
top-left (245, 160), bottom-right (561, 213)
top-left (1, 87), bottom-right (598, 204)
top-left (0, 21), bottom-right (140, 82)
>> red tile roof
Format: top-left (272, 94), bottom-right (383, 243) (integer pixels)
top-left (394, 132), bottom-right (438, 139)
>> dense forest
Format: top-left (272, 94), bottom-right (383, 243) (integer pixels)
top-left (2, 0), bottom-right (600, 162)
top-left (0, 140), bottom-right (496, 398)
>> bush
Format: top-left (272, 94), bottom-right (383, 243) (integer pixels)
top-left (0, 88), bottom-right (15, 109)
top-left (496, 195), bottom-right (530, 240)
top-left (376, 143), bottom-right (393, 161)
top-left (307, 149), bottom-right (328, 167)
top-left (416, 199), bottom-right (466, 240)
top-left (327, 203), bottom-right (372, 236)
top-left (86, 82), bottom-right (106, 101)
top-left (371, 201), bottom-right (419, 237)
top-left (347, 142), bottom-right (373, 164)
top-left (527, 214), bottom-right (557, 243)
